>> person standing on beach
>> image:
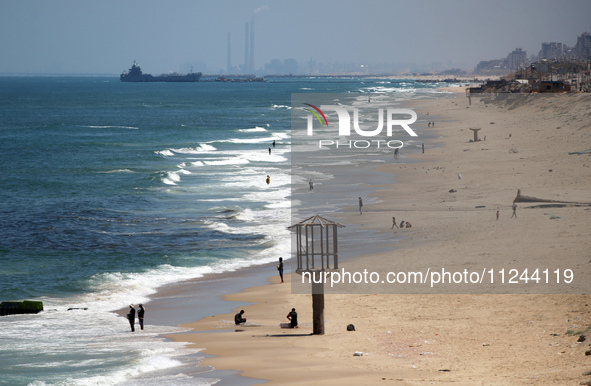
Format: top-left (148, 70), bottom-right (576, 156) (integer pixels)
top-left (272, 140), bottom-right (275, 148)
top-left (422, 143), bottom-right (425, 154)
top-left (496, 209), bottom-right (500, 221)
top-left (309, 179), bottom-right (314, 191)
top-left (127, 304), bottom-right (136, 332)
top-left (268, 147), bottom-right (271, 155)
top-left (235, 310), bottom-right (246, 325)
top-left (287, 308), bottom-right (298, 328)
top-left (511, 203), bottom-right (517, 218)
top-left (137, 304), bottom-right (145, 330)
top-left (277, 257), bottom-right (284, 283)
top-left (358, 197), bottom-right (363, 215)
top-left (391, 217), bottom-right (398, 229)
top-left (266, 175), bottom-right (270, 185)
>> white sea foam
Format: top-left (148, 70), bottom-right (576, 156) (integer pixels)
top-left (156, 150), bottom-right (174, 157)
top-left (199, 144), bottom-right (217, 151)
top-left (203, 158), bottom-right (250, 166)
top-left (238, 126), bottom-right (267, 132)
top-left (170, 147), bottom-right (201, 154)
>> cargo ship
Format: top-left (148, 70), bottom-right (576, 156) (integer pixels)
top-left (120, 62), bottom-right (202, 82)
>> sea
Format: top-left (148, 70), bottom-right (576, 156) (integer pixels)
top-left (0, 76), bottom-right (457, 385)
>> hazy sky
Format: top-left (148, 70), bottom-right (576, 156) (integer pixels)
top-left (1, 0), bottom-right (589, 74)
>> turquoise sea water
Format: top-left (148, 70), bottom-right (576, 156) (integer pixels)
top-left (0, 77), bottom-right (453, 385)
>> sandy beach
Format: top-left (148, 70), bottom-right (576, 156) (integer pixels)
top-left (169, 89), bottom-right (591, 385)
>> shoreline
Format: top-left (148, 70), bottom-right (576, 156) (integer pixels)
top-left (167, 88), bottom-right (591, 384)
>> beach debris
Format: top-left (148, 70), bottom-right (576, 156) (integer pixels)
top-left (438, 369), bottom-right (451, 372)
top-left (449, 189), bottom-right (457, 193)
top-left (578, 335), bottom-right (587, 343)
top-left (569, 149), bottom-right (591, 155)
top-left (585, 349), bottom-right (591, 356)
top-left (475, 205), bottom-right (486, 208)
top-left (583, 369), bottom-right (591, 376)
top-left (509, 148), bottom-right (519, 153)
top-left (457, 173), bottom-right (462, 180)
top-left (347, 324), bottom-right (356, 331)
top-left (353, 351), bottom-right (364, 356)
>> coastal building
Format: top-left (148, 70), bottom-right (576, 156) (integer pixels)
top-left (538, 42), bottom-right (566, 60)
top-left (575, 32), bottom-right (591, 60)
top-left (506, 48), bottom-right (528, 71)
top-left (475, 48), bottom-right (529, 75)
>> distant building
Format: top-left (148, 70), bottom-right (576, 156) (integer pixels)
top-left (475, 48), bottom-right (528, 75)
top-left (475, 59), bottom-right (505, 75)
top-left (538, 42), bottom-right (566, 60)
top-left (506, 48), bottom-right (527, 71)
top-left (575, 32), bottom-right (591, 60)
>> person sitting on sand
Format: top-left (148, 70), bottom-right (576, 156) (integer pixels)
top-left (399, 220), bottom-right (405, 228)
top-left (406, 222), bottom-right (411, 228)
top-left (235, 310), bottom-right (246, 325)
top-left (287, 308), bottom-right (298, 328)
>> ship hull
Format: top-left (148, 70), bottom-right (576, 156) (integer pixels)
top-left (120, 62), bottom-right (202, 82)
top-left (120, 73), bottom-right (202, 82)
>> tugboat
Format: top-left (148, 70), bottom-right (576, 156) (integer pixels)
top-left (120, 61), bottom-right (202, 82)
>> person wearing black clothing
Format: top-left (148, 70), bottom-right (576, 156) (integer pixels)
top-left (277, 257), bottom-right (284, 283)
top-left (287, 308), bottom-right (298, 329)
top-left (235, 310), bottom-right (246, 325)
top-left (127, 304), bottom-right (136, 332)
top-left (137, 304), bottom-right (145, 330)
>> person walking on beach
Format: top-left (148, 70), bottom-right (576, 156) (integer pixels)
top-left (235, 310), bottom-right (246, 325)
top-left (391, 217), bottom-right (398, 229)
top-left (266, 175), bottom-right (270, 185)
top-left (496, 209), bottom-right (500, 221)
top-left (422, 143), bottom-right (425, 154)
top-left (358, 197), bottom-right (363, 215)
top-left (394, 148), bottom-right (399, 159)
top-left (287, 308), bottom-right (299, 328)
top-left (127, 304), bottom-right (136, 332)
top-left (277, 257), bottom-right (284, 283)
top-left (137, 304), bottom-right (145, 330)
top-left (309, 179), bottom-right (314, 191)
top-left (511, 203), bottom-right (517, 218)
top-left (268, 147), bottom-right (271, 155)
top-left (272, 140), bottom-right (275, 148)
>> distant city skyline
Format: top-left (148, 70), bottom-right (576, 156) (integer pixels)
top-left (1, 0), bottom-right (590, 75)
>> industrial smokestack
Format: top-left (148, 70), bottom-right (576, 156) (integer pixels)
top-left (249, 19), bottom-right (255, 74)
top-left (244, 22), bottom-right (249, 74)
top-left (227, 32), bottom-right (231, 74)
